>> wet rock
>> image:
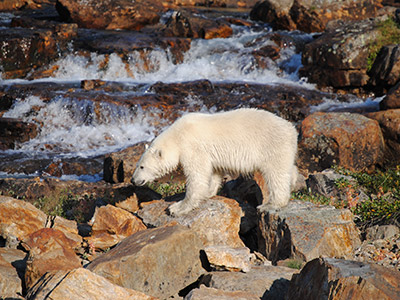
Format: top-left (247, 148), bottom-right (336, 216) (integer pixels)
top-left (0, 196), bottom-right (47, 246)
top-left (367, 109), bottom-right (400, 164)
top-left (163, 10), bottom-right (233, 39)
top-left (22, 228), bottom-right (82, 290)
top-left (298, 112), bottom-right (385, 173)
top-left (87, 225), bottom-right (205, 299)
top-left (185, 286), bottom-right (259, 300)
top-left (250, 0), bottom-right (382, 32)
top-left (300, 17), bottom-right (386, 89)
top-left (258, 200), bottom-right (361, 264)
top-left (26, 268), bottom-right (158, 300)
top-left (203, 246), bottom-right (251, 272)
top-left (56, 0), bottom-right (164, 30)
top-left (285, 257), bottom-right (400, 300)
top-left (0, 27), bottom-right (70, 79)
top-left (201, 265), bottom-right (298, 300)
top-left (0, 118), bottom-right (38, 150)
top-left (0, 248), bottom-right (27, 299)
top-left (369, 44), bottom-right (400, 91)
top-left (87, 204), bottom-right (147, 251)
top-left (168, 0), bottom-right (258, 8)
top-left (380, 81), bottom-right (400, 109)
top-left (138, 196), bottom-right (245, 248)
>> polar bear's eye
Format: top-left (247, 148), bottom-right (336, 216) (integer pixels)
top-left (140, 166), bottom-right (144, 169)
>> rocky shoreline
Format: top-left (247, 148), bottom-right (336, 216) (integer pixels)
top-left (1, 0), bottom-right (400, 299)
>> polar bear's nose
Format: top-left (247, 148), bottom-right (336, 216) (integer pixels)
top-left (131, 177), bottom-right (145, 186)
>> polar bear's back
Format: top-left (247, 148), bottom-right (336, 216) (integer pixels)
top-left (163, 108), bottom-right (297, 174)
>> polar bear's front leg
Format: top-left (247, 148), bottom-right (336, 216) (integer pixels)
top-left (168, 167), bottom-right (211, 217)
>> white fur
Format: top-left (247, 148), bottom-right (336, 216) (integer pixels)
top-left (132, 108), bottom-right (298, 216)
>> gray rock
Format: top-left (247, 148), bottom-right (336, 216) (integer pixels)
top-left (285, 257), bottom-right (400, 300)
top-left (258, 200), bottom-right (361, 264)
top-left (0, 248), bottom-right (26, 299)
top-left (365, 224), bottom-right (400, 241)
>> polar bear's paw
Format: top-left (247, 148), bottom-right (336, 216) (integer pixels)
top-left (167, 200), bottom-right (196, 217)
top-left (257, 203), bottom-right (281, 214)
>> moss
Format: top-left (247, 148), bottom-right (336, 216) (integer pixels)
top-left (367, 17), bottom-right (400, 71)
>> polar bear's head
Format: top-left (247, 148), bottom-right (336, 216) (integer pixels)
top-left (132, 142), bottom-right (179, 186)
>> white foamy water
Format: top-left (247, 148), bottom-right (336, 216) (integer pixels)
top-left (36, 27), bottom-right (315, 88)
top-left (3, 96), bottom-right (157, 158)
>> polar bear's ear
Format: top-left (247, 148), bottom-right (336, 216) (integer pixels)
top-left (145, 144), bottom-right (149, 150)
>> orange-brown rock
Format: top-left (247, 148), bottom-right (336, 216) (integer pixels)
top-left (298, 112), bottom-right (385, 173)
top-left (286, 257), bottom-right (400, 300)
top-left (258, 200), bottom-right (361, 264)
top-left (250, 0), bottom-right (382, 32)
top-left (26, 268), bottom-right (158, 300)
top-left (87, 225), bottom-right (205, 299)
top-left (380, 81), bottom-right (400, 110)
top-left (22, 228), bottom-right (82, 289)
top-left (56, 0), bottom-right (164, 30)
top-left (186, 286), bottom-right (259, 300)
top-left (87, 204), bottom-right (146, 250)
top-left (0, 196), bottom-right (47, 245)
top-left (366, 109), bottom-right (400, 164)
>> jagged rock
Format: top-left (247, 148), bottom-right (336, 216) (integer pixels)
top-left (56, 0), bottom-right (164, 30)
top-left (0, 248), bottom-right (26, 299)
top-left (163, 10), bottom-right (233, 39)
top-left (365, 225), bottom-right (400, 241)
top-left (185, 286), bottom-right (259, 300)
top-left (87, 204), bottom-right (146, 251)
top-left (0, 118), bottom-right (38, 150)
top-left (115, 192), bottom-right (140, 213)
top-left (258, 200), bottom-right (361, 264)
top-left (204, 246), bottom-right (251, 272)
top-left (103, 142), bottom-right (146, 183)
top-left (250, 0), bottom-right (382, 32)
top-left (51, 216), bottom-right (82, 249)
top-left (201, 265), bottom-right (298, 300)
top-left (137, 196), bottom-right (245, 248)
top-left (300, 17), bottom-right (388, 89)
top-left (26, 268), bottom-right (158, 300)
top-left (369, 44), bottom-right (400, 90)
top-left (87, 225), bottom-right (205, 299)
top-left (0, 196), bottom-right (47, 246)
top-left (285, 257), bottom-right (400, 300)
top-left (22, 228), bottom-right (82, 290)
top-left (367, 109), bottom-right (400, 164)
top-left (298, 112), bottom-right (385, 173)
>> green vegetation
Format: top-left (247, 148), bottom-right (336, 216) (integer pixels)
top-left (367, 17), bottom-right (400, 71)
top-left (147, 178), bottom-right (186, 198)
top-left (293, 166), bottom-right (400, 230)
top-left (34, 190), bottom-right (95, 223)
top-left (286, 259), bottom-right (304, 270)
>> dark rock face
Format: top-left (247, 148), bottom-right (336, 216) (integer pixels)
top-left (0, 118), bottom-right (38, 150)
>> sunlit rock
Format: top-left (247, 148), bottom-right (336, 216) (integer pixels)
top-left (0, 248), bottom-right (26, 299)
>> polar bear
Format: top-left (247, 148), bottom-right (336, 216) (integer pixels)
top-left (132, 108), bottom-right (298, 216)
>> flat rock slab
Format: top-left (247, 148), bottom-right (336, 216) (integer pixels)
top-left (286, 257), bottom-right (400, 300)
top-left (87, 225), bottom-right (205, 299)
top-left (138, 196), bottom-right (244, 248)
top-left (258, 200), bottom-right (361, 264)
top-left (185, 286), bottom-right (259, 300)
top-left (26, 268), bottom-right (157, 300)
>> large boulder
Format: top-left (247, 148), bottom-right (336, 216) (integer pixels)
top-left (137, 196), bottom-right (245, 248)
top-left (285, 257), bottom-right (400, 300)
top-left (87, 225), bottom-right (205, 299)
top-left (258, 200), bottom-right (361, 264)
top-left (56, 0), bottom-right (164, 30)
top-left (300, 17), bottom-right (390, 89)
top-left (22, 228), bottom-right (82, 290)
top-left (26, 268), bottom-right (157, 300)
top-left (298, 112), bottom-right (385, 173)
top-left (249, 0), bottom-right (382, 32)
top-left (0, 248), bottom-right (26, 299)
